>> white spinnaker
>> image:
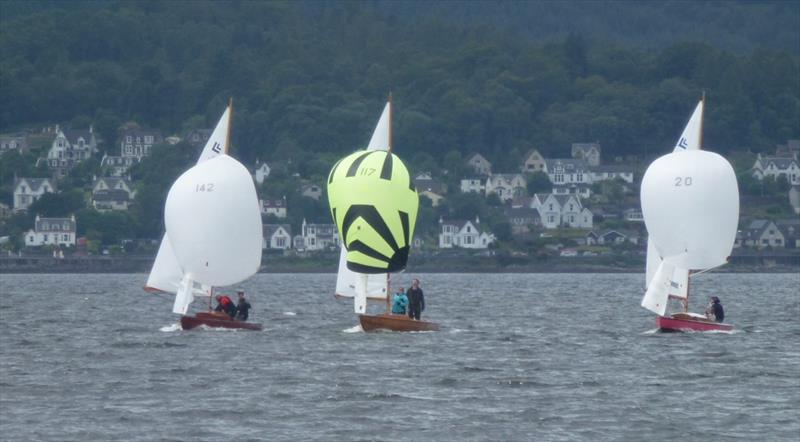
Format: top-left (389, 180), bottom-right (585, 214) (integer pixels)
top-left (673, 99), bottom-right (703, 152)
top-left (641, 150), bottom-right (739, 271)
top-left (165, 155), bottom-right (262, 287)
top-left (147, 104), bottom-right (230, 301)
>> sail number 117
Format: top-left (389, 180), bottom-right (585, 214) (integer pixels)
top-left (674, 176), bottom-right (693, 186)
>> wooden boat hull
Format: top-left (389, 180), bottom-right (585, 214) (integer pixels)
top-left (656, 313), bottom-right (732, 332)
top-left (180, 312), bottom-right (262, 331)
top-left (359, 313), bottom-right (439, 332)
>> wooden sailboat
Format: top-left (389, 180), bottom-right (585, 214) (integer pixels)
top-left (328, 96), bottom-right (439, 332)
top-left (145, 100), bottom-right (264, 331)
top-left (640, 96), bottom-right (739, 332)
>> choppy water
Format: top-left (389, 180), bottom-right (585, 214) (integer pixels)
top-left (1, 273), bottom-right (798, 441)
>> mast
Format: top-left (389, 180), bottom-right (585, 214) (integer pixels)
top-left (386, 92), bottom-right (393, 313)
top-left (225, 97), bottom-right (233, 154)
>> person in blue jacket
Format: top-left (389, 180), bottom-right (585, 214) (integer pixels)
top-left (391, 287), bottom-right (408, 315)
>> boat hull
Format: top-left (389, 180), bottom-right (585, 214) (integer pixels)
top-left (180, 312), bottom-right (262, 331)
top-left (656, 313), bottom-right (732, 332)
top-left (359, 313), bottom-right (439, 332)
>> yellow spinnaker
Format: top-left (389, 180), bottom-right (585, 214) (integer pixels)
top-left (327, 150), bottom-right (419, 274)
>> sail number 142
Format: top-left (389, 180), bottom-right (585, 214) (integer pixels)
top-left (195, 183), bottom-right (215, 192)
top-left (674, 176), bottom-right (693, 186)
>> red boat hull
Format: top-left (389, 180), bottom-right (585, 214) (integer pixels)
top-left (359, 313), bottom-right (439, 332)
top-left (180, 312), bottom-right (262, 331)
top-left (656, 314), bottom-right (732, 332)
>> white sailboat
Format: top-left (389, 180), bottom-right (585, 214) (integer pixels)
top-left (145, 101), bottom-right (263, 330)
top-left (640, 96), bottom-right (739, 331)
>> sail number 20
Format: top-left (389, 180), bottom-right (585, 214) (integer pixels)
top-left (674, 176), bottom-right (693, 186)
top-left (195, 183), bottom-right (215, 192)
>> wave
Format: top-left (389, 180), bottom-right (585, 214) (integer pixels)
top-left (342, 324), bottom-right (363, 333)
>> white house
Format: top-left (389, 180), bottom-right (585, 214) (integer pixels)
top-left (295, 219), bottom-right (338, 251)
top-left (466, 153), bottom-right (492, 176)
top-left (91, 177), bottom-right (135, 212)
top-left (263, 224), bottom-right (292, 250)
top-left (588, 165), bottom-right (635, 184)
top-left (571, 142), bottom-right (601, 166)
top-left (622, 208), bottom-right (644, 222)
top-left (544, 159), bottom-right (591, 186)
top-left (752, 154), bottom-right (800, 185)
top-left (521, 149), bottom-right (546, 173)
top-left (552, 183), bottom-right (592, 199)
top-left (45, 125), bottom-right (97, 177)
top-left (0, 133), bottom-right (28, 156)
top-left (301, 183), bottom-right (323, 201)
top-left (254, 160), bottom-right (271, 185)
top-left (741, 219), bottom-right (785, 249)
top-left (24, 215), bottom-right (77, 247)
top-left (460, 178), bottom-right (485, 194)
top-left (260, 197), bottom-right (287, 218)
top-left (438, 217), bottom-right (495, 249)
top-left (13, 178), bottom-right (56, 212)
top-left (414, 175), bottom-right (446, 207)
top-left (100, 126), bottom-right (163, 176)
top-left (530, 193), bottom-right (593, 229)
top-left (485, 173), bottom-right (527, 202)
top-left (790, 185), bottom-right (800, 215)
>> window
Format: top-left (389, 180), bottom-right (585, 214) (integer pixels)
top-left (63, 234), bottom-right (69, 241)
top-left (444, 236), bottom-right (451, 245)
top-left (762, 239), bottom-right (768, 245)
top-left (549, 204), bottom-right (553, 211)
top-left (145, 136), bottom-right (153, 143)
top-left (548, 215), bottom-right (555, 223)
top-left (126, 136), bottom-right (132, 143)
top-left (569, 215), bottom-right (575, 223)
top-left (125, 146), bottom-right (133, 155)
top-left (43, 234), bottom-right (48, 242)
top-left (276, 237), bottom-right (286, 247)
top-left (464, 236), bottom-right (473, 245)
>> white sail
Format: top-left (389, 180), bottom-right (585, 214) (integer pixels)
top-left (641, 260), bottom-right (675, 316)
top-left (335, 246), bottom-right (388, 300)
top-left (165, 154), bottom-right (262, 287)
top-left (641, 149), bottom-right (739, 271)
top-left (197, 105), bottom-right (231, 164)
top-left (673, 99), bottom-right (703, 152)
top-left (147, 105), bottom-right (231, 299)
top-left (645, 236), bottom-right (688, 299)
top-left (366, 102), bottom-right (390, 152)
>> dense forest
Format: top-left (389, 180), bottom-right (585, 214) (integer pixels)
top-left (1, 0), bottom-right (798, 174)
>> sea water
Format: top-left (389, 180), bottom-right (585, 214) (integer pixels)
top-left (0, 273), bottom-right (798, 441)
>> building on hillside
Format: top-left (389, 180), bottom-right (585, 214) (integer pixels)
top-left (301, 183), bottom-right (323, 201)
top-left (44, 125), bottom-right (97, 177)
top-left (263, 224), bottom-right (292, 250)
top-left (485, 173), bottom-right (527, 202)
top-left (466, 153), bottom-right (492, 176)
top-left (504, 207), bottom-right (541, 236)
top-left (571, 142), bottom-right (601, 166)
top-left (414, 175), bottom-right (446, 207)
top-left (552, 183), bottom-right (592, 199)
top-left (119, 127), bottom-right (163, 161)
top-left (622, 208), bottom-right (644, 222)
top-left (544, 159), bottom-right (591, 186)
top-left (0, 133), bottom-right (28, 156)
top-left (92, 177), bottom-right (135, 211)
top-left (184, 128), bottom-right (212, 146)
top-left (24, 215), bottom-right (77, 247)
top-left (254, 160), bottom-right (271, 185)
top-left (295, 219), bottom-right (338, 251)
top-left (0, 202), bottom-right (10, 219)
top-left (790, 186), bottom-right (800, 215)
top-left (521, 149), bottom-right (546, 173)
top-left (438, 217), bottom-right (494, 249)
top-left (588, 165), bottom-right (635, 184)
top-left (751, 154), bottom-right (800, 185)
top-left (774, 139), bottom-right (800, 158)
top-left (460, 178), bottom-right (485, 194)
top-left (13, 177), bottom-right (56, 212)
top-left (260, 197), bottom-right (287, 218)
top-left (740, 219), bottom-right (785, 249)
top-left (530, 193), bottom-right (593, 229)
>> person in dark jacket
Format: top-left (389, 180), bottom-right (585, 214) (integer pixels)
top-left (214, 294), bottom-right (237, 319)
top-left (235, 290), bottom-right (252, 321)
top-left (406, 278), bottom-right (425, 320)
top-left (705, 296), bottom-right (725, 322)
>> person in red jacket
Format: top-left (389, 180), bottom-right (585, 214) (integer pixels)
top-left (213, 295), bottom-right (237, 319)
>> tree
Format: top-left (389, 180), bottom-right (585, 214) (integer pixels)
top-left (526, 171), bottom-right (551, 194)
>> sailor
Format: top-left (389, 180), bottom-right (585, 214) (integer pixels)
top-left (705, 296), bottom-right (725, 322)
top-left (235, 290), bottom-right (252, 321)
top-left (214, 294), bottom-right (237, 319)
top-left (391, 287), bottom-right (408, 315)
top-left (406, 278), bottom-right (425, 320)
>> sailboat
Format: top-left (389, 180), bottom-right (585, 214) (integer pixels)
top-left (327, 96), bottom-right (439, 332)
top-left (145, 100), bottom-right (264, 331)
top-left (640, 96), bottom-right (739, 332)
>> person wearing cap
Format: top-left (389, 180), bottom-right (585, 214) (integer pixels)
top-left (705, 296), bottom-right (724, 322)
top-left (214, 294), bottom-right (237, 319)
top-left (235, 290), bottom-right (252, 321)
top-left (391, 286), bottom-right (408, 315)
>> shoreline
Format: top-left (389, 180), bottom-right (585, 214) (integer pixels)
top-left (1, 254), bottom-right (797, 274)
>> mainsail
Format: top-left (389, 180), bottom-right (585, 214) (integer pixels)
top-left (328, 99), bottom-right (419, 313)
top-left (640, 99), bottom-right (739, 315)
